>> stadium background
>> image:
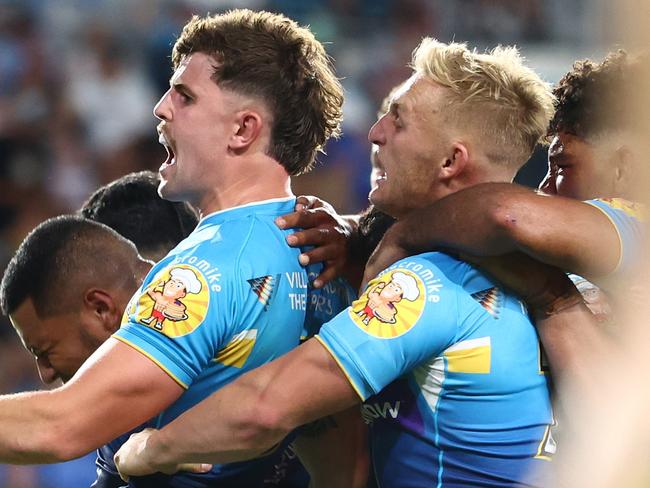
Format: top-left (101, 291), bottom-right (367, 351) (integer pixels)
top-left (0, 0), bottom-right (628, 485)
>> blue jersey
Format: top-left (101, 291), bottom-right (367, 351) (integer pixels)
top-left (584, 198), bottom-right (645, 288)
top-left (318, 253), bottom-right (553, 487)
top-left (108, 198), bottom-right (352, 487)
top-left (567, 198), bottom-right (645, 326)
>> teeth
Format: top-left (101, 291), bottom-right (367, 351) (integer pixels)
top-left (158, 132), bottom-right (169, 146)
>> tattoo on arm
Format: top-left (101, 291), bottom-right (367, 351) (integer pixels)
top-left (298, 416), bottom-right (338, 438)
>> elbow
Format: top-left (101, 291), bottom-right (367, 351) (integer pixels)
top-left (489, 194), bottom-right (523, 238)
top-left (487, 195), bottom-right (518, 229)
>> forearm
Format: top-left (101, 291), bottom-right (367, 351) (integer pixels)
top-left (384, 183), bottom-right (620, 278)
top-left (386, 183), bottom-right (529, 257)
top-left (533, 301), bottom-right (612, 394)
top-left (130, 339), bottom-right (360, 469)
top-left (0, 390), bottom-right (72, 464)
top-left (150, 373), bottom-right (286, 466)
top-left (0, 339), bottom-right (182, 465)
top-left (293, 407), bottom-right (369, 488)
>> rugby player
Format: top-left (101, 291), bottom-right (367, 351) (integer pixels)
top-left (1, 216), bottom-right (152, 488)
top-left (115, 39), bottom-right (561, 487)
top-left (0, 9), bottom-right (366, 488)
top-left (80, 170), bottom-right (198, 262)
top-left (361, 50), bottom-right (646, 376)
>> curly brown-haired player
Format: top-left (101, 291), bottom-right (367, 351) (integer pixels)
top-left (541, 50), bottom-right (648, 200)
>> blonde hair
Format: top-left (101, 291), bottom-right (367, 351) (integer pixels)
top-left (411, 38), bottom-right (554, 167)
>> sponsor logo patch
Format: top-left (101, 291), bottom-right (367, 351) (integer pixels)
top-left (350, 269), bottom-right (425, 338)
top-left (134, 265), bottom-right (209, 337)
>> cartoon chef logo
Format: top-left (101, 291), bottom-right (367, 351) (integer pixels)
top-left (350, 269), bottom-right (425, 338)
top-left (134, 265), bottom-right (209, 337)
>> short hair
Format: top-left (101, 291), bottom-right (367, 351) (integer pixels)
top-left (0, 215), bottom-right (143, 317)
top-left (411, 38), bottom-right (555, 167)
top-left (171, 9), bottom-right (344, 175)
top-left (350, 206), bottom-right (396, 265)
top-left (548, 50), bottom-right (648, 141)
top-left (80, 171), bottom-right (198, 261)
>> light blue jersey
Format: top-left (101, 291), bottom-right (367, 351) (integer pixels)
top-left (112, 198), bottom-right (352, 486)
top-left (584, 198), bottom-right (645, 288)
top-left (318, 253), bottom-right (553, 487)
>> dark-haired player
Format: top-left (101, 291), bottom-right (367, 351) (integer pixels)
top-left (80, 170), bottom-right (198, 261)
top-left (0, 9), bottom-right (365, 487)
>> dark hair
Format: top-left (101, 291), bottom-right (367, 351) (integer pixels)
top-left (80, 171), bottom-right (198, 261)
top-left (172, 9), bottom-right (344, 175)
top-left (548, 50), bottom-right (642, 139)
top-left (349, 206), bottom-right (396, 264)
top-left (1, 215), bottom-right (141, 317)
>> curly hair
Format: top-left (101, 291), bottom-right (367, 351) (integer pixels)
top-left (172, 9), bottom-right (344, 175)
top-left (549, 50), bottom-right (638, 140)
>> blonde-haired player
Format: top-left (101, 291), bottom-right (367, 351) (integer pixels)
top-left (116, 37), bottom-right (557, 487)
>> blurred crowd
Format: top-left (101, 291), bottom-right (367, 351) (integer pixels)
top-left (0, 0), bottom-right (603, 485)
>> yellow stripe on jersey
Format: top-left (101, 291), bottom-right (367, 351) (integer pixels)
top-left (444, 337), bottom-right (491, 374)
top-left (534, 423), bottom-right (556, 461)
top-left (592, 198), bottom-right (645, 221)
top-left (214, 330), bottom-right (257, 368)
top-left (315, 335), bottom-right (366, 401)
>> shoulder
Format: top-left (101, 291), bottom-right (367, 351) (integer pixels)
top-left (585, 198), bottom-right (646, 223)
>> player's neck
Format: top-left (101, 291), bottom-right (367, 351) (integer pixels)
top-left (197, 159), bottom-right (293, 216)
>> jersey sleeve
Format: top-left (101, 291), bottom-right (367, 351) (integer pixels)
top-left (302, 276), bottom-right (357, 340)
top-left (316, 256), bottom-right (459, 400)
top-left (113, 250), bottom-right (242, 388)
top-left (585, 198), bottom-right (645, 277)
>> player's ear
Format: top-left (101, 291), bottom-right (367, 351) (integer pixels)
top-left (439, 142), bottom-right (469, 180)
top-left (82, 288), bottom-right (121, 333)
top-left (613, 144), bottom-right (633, 195)
top-left (229, 110), bottom-right (263, 153)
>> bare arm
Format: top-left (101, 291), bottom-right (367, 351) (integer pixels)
top-left (115, 338), bottom-right (360, 477)
top-left (293, 407), bottom-right (369, 488)
top-left (364, 182), bottom-right (620, 286)
top-left (0, 338), bottom-right (183, 464)
top-left (464, 252), bottom-right (612, 388)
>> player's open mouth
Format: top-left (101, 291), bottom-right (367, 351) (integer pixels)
top-left (158, 131), bottom-right (176, 171)
top-left (376, 172), bottom-right (387, 185)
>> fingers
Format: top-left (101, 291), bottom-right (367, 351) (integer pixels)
top-left (286, 227), bottom-right (339, 248)
top-left (312, 265), bottom-right (340, 289)
top-left (276, 210), bottom-right (320, 230)
top-left (295, 195), bottom-right (325, 211)
top-left (114, 428), bottom-right (157, 481)
top-left (295, 244), bottom-right (346, 288)
top-left (173, 463), bottom-right (213, 475)
top-left (276, 208), bottom-right (335, 230)
top-left (297, 241), bottom-right (343, 263)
